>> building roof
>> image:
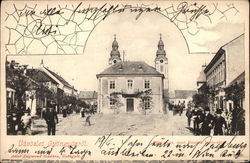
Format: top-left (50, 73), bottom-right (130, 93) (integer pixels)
top-left (26, 69), bottom-right (58, 84)
top-left (174, 90), bottom-right (197, 99)
top-left (204, 34), bottom-right (244, 73)
top-left (44, 67), bottom-right (73, 88)
top-left (228, 71), bottom-right (245, 87)
top-left (97, 61), bottom-right (164, 77)
top-left (197, 65), bottom-right (206, 83)
top-left (78, 91), bottom-right (97, 99)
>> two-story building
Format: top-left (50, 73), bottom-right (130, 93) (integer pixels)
top-left (37, 60), bottom-right (77, 110)
top-left (204, 34), bottom-right (245, 111)
top-left (96, 36), bottom-right (168, 114)
top-left (26, 68), bottom-right (59, 115)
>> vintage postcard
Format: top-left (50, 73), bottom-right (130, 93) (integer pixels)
top-left (0, 0), bottom-right (249, 162)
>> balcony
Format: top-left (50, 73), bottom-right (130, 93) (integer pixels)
top-left (121, 88), bottom-right (140, 97)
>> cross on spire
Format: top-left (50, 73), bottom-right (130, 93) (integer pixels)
top-left (114, 34), bottom-right (116, 40)
top-left (160, 33), bottom-right (162, 40)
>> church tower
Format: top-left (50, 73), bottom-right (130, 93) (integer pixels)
top-left (109, 35), bottom-right (122, 65)
top-left (155, 35), bottom-right (169, 101)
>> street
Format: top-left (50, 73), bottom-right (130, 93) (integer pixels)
top-left (32, 111), bottom-right (193, 136)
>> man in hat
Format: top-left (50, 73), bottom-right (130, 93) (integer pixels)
top-left (191, 106), bottom-right (200, 135)
top-left (44, 105), bottom-right (58, 135)
top-left (200, 107), bottom-right (214, 135)
top-left (186, 106), bottom-right (192, 127)
top-left (213, 109), bottom-right (227, 135)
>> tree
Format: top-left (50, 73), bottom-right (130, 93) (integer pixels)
top-left (137, 89), bottom-right (153, 115)
top-left (108, 92), bottom-right (123, 114)
top-left (192, 94), bottom-right (207, 108)
top-left (6, 60), bottom-right (34, 109)
top-left (192, 84), bottom-right (215, 108)
top-left (224, 81), bottom-right (245, 107)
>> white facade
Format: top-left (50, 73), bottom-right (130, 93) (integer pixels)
top-left (97, 76), bottom-right (164, 114)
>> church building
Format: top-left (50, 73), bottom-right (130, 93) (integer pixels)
top-left (96, 35), bottom-right (168, 114)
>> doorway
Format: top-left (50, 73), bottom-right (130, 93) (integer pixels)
top-left (126, 98), bottom-right (134, 112)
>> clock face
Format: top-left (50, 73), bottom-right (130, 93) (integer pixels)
top-left (113, 60), bottom-right (117, 64)
top-left (160, 59), bottom-right (164, 63)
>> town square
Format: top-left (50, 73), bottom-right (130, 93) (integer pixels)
top-left (6, 33), bottom-right (245, 136)
top-left (3, 2), bottom-right (246, 137)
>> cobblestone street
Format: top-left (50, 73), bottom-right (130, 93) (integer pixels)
top-left (32, 110), bottom-right (193, 136)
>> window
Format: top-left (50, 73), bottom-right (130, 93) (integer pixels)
top-left (127, 80), bottom-right (133, 89)
top-left (144, 98), bottom-right (151, 109)
top-left (144, 80), bottom-right (150, 89)
top-left (110, 98), bottom-right (115, 106)
top-left (160, 59), bottom-right (164, 63)
top-left (109, 80), bottom-right (115, 89)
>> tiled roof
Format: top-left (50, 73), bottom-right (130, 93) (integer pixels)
top-left (97, 61), bottom-right (164, 77)
top-left (44, 67), bottom-right (72, 88)
top-left (78, 91), bottom-right (97, 99)
top-left (174, 90), bottom-right (197, 99)
top-left (26, 69), bottom-right (58, 84)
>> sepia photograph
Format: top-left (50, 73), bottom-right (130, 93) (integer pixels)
top-left (1, 0), bottom-right (249, 161)
top-left (5, 9), bottom-right (245, 136)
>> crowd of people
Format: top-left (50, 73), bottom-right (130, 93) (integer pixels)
top-left (185, 103), bottom-right (245, 136)
top-left (169, 102), bottom-right (185, 116)
top-left (7, 102), bottom-right (97, 135)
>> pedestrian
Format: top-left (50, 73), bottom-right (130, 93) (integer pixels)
top-left (85, 114), bottom-right (91, 126)
top-left (185, 106), bottom-right (192, 127)
top-left (213, 109), bottom-right (227, 135)
top-left (231, 105), bottom-right (240, 134)
top-left (44, 106), bottom-right (58, 135)
top-left (62, 106), bottom-right (67, 117)
top-left (80, 107), bottom-right (85, 118)
top-left (20, 109), bottom-right (32, 135)
top-left (200, 107), bottom-right (214, 135)
top-left (191, 107), bottom-right (200, 135)
top-left (179, 102), bottom-right (185, 116)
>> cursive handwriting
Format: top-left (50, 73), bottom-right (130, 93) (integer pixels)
top-left (170, 2), bottom-right (210, 22)
top-left (10, 1), bottom-right (219, 38)
top-left (24, 19), bottom-right (57, 36)
top-left (189, 136), bottom-right (247, 159)
top-left (95, 135), bottom-right (157, 157)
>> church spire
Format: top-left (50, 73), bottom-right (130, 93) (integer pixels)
top-left (112, 34), bottom-right (119, 50)
top-left (109, 34), bottom-right (121, 65)
top-left (154, 34), bottom-right (169, 99)
top-left (110, 34), bottom-right (120, 57)
top-left (156, 34), bottom-right (166, 57)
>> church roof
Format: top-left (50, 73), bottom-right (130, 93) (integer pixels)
top-left (112, 39), bottom-right (118, 48)
top-left (158, 39), bottom-right (164, 46)
top-left (97, 61), bottom-right (164, 77)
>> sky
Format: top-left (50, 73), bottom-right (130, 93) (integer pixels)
top-left (7, 3), bottom-right (246, 93)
